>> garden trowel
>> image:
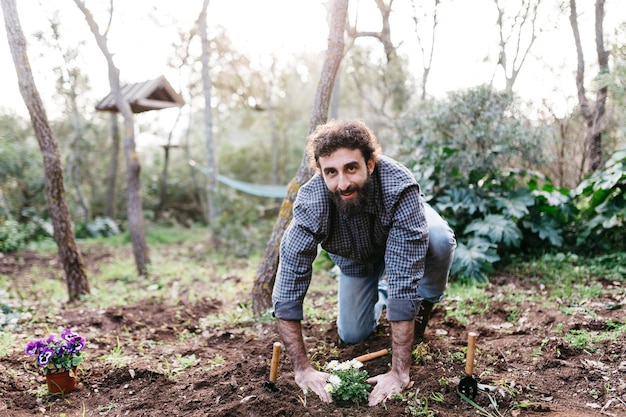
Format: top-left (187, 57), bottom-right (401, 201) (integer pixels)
top-left (458, 331), bottom-right (478, 398)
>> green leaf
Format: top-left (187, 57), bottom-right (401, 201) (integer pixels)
top-left (523, 216), bottom-right (563, 246)
top-left (451, 239), bottom-right (500, 282)
top-left (494, 188), bottom-right (534, 218)
top-left (464, 215), bottom-right (522, 247)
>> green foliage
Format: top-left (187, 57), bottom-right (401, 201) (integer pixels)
top-left (324, 359), bottom-right (370, 405)
top-left (564, 320), bottom-right (626, 352)
top-left (0, 132), bottom-right (46, 221)
top-left (572, 149), bottom-right (626, 253)
top-left (75, 217), bottom-right (120, 238)
top-left (396, 86), bottom-right (572, 281)
top-left (451, 238), bottom-right (499, 282)
top-left (0, 219), bottom-right (37, 253)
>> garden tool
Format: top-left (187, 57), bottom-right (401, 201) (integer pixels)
top-left (354, 348), bottom-right (389, 363)
top-left (264, 341), bottom-right (282, 392)
top-left (458, 332), bottom-right (478, 399)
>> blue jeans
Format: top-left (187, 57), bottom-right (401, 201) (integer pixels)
top-left (336, 204), bottom-right (456, 344)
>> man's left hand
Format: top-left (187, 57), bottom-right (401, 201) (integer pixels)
top-left (366, 370), bottom-right (409, 406)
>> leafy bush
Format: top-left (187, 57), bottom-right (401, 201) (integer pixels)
top-left (75, 217), bottom-right (120, 238)
top-left (0, 219), bottom-right (37, 253)
top-left (572, 148), bottom-right (626, 253)
top-left (0, 135), bottom-right (46, 221)
top-left (396, 86), bottom-right (572, 281)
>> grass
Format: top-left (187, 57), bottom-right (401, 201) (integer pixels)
top-left (100, 336), bottom-right (131, 368)
top-left (563, 320), bottom-right (626, 351)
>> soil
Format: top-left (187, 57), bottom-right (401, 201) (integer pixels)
top-left (1, 246), bottom-right (625, 417)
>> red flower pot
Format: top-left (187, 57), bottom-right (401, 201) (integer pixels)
top-left (45, 369), bottom-right (77, 394)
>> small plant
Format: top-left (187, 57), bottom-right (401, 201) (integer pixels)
top-left (405, 394), bottom-right (435, 417)
top-left (429, 391), bottom-right (444, 403)
top-left (25, 329), bottom-right (86, 375)
top-left (207, 353), bottom-right (225, 370)
top-left (324, 359), bottom-right (370, 405)
top-left (101, 336), bottom-right (128, 368)
top-left (412, 342), bottom-right (431, 362)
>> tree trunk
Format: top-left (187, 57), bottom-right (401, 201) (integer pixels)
top-left (105, 113), bottom-right (120, 219)
top-left (252, 0), bottom-right (349, 315)
top-left (198, 0), bottom-right (218, 226)
top-left (155, 145), bottom-right (171, 220)
top-left (74, 0), bottom-right (150, 274)
top-left (67, 80), bottom-right (90, 225)
top-left (2, 0), bottom-right (90, 302)
top-left (569, 0), bottom-right (608, 174)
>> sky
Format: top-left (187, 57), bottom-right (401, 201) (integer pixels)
top-left (1, 0), bottom-right (624, 122)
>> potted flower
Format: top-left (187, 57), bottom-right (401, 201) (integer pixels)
top-left (324, 358), bottom-right (370, 406)
top-left (25, 328), bottom-right (86, 394)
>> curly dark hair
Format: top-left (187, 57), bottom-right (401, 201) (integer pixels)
top-left (305, 119), bottom-right (382, 170)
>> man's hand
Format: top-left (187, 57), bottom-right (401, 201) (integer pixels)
top-left (294, 367), bottom-right (332, 403)
top-left (277, 319), bottom-right (333, 403)
top-left (367, 320), bottom-right (414, 406)
top-left (366, 370), bottom-right (409, 406)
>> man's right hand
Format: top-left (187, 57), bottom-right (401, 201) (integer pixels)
top-left (277, 319), bottom-right (333, 403)
top-left (294, 367), bottom-right (332, 403)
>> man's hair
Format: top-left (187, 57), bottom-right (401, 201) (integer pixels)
top-left (305, 119), bottom-right (382, 170)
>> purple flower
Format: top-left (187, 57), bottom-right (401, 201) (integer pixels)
top-left (68, 336), bottom-right (86, 352)
top-left (26, 329), bottom-right (87, 374)
top-left (37, 348), bottom-right (54, 366)
top-left (61, 328), bottom-right (79, 343)
top-left (25, 340), bottom-right (43, 356)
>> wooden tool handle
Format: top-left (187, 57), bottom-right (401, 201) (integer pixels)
top-left (465, 332), bottom-right (478, 375)
top-left (354, 348), bottom-right (389, 363)
top-left (269, 342), bottom-right (281, 383)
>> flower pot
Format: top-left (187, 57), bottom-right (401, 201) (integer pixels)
top-left (46, 369), bottom-right (77, 394)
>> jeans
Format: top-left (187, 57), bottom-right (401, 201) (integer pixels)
top-left (336, 203), bottom-right (456, 344)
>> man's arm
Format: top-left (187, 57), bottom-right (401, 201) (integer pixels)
top-left (366, 320), bottom-right (413, 406)
top-left (277, 319), bottom-right (331, 403)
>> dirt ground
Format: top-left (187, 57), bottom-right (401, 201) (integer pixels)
top-left (1, 247), bottom-right (625, 417)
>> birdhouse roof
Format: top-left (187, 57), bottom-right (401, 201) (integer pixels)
top-left (95, 75), bottom-right (184, 114)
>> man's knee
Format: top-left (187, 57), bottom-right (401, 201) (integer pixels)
top-left (338, 326), bottom-right (372, 344)
top-left (428, 223), bottom-right (456, 262)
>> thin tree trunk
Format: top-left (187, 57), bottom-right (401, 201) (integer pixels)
top-left (198, 0), bottom-right (218, 225)
top-left (2, 0), bottom-right (90, 301)
top-left (105, 113), bottom-right (120, 219)
top-left (67, 82), bottom-right (90, 225)
top-left (569, 0), bottom-right (608, 173)
top-left (155, 144), bottom-right (171, 219)
top-left (74, 0), bottom-right (150, 274)
top-left (252, 0), bottom-right (349, 315)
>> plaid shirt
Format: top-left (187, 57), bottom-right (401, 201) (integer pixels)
top-left (273, 155), bottom-right (428, 322)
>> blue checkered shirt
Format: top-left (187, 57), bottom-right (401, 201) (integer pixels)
top-left (272, 155), bottom-right (428, 322)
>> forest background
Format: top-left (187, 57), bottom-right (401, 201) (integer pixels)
top-left (0, 0), bottom-right (625, 306)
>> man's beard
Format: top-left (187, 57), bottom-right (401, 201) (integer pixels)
top-left (329, 172), bottom-right (373, 216)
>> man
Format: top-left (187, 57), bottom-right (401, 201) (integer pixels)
top-left (272, 119), bottom-right (456, 406)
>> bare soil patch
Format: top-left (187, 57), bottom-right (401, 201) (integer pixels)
top-left (1, 247), bottom-right (625, 416)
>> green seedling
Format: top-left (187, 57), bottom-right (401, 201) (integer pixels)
top-left (100, 336), bottom-right (129, 369)
top-left (207, 353), bottom-right (225, 370)
top-left (404, 395), bottom-right (435, 417)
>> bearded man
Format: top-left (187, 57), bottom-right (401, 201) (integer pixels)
top-left (272, 119), bottom-right (456, 406)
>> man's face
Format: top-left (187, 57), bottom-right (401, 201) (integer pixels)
top-left (318, 148), bottom-right (375, 214)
